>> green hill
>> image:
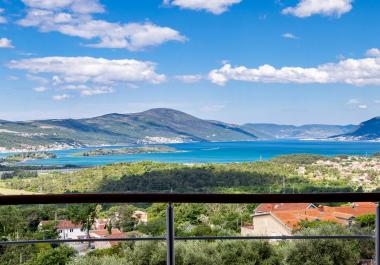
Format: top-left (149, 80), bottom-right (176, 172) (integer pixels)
top-left (0, 108), bottom-right (257, 150)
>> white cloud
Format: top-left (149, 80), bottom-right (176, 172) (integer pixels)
top-left (208, 53), bottom-right (380, 86)
top-left (346, 98), bottom-right (360, 105)
top-left (174, 74), bottom-right (203, 83)
top-left (8, 56), bottom-right (166, 85)
top-left (0, 8), bottom-right (7, 23)
top-left (366, 48), bottom-right (380, 57)
top-left (80, 87), bottom-right (113, 96)
top-left (18, 0), bottom-right (186, 50)
top-left (346, 99), bottom-right (368, 110)
top-left (21, 0), bottom-right (105, 14)
top-left (282, 32), bottom-right (298, 39)
top-left (53, 94), bottom-right (70, 101)
top-left (63, 84), bottom-right (114, 96)
top-left (27, 74), bottom-right (49, 84)
top-left (0, 38), bottom-right (14, 48)
top-left (164, 0), bottom-right (242, 15)
top-left (33, 86), bottom-right (49, 92)
top-left (375, 100), bottom-right (380, 104)
top-left (282, 0), bottom-right (352, 18)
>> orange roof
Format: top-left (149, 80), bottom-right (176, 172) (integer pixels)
top-left (271, 209), bottom-right (344, 230)
top-left (321, 202), bottom-right (376, 218)
top-left (40, 220), bottom-right (81, 230)
top-left (254, 202), bottom-right (376, 231)
top-left (255, 203), bottom-right (314, 213)
top-left (90, 229), bottom-right (122, 237)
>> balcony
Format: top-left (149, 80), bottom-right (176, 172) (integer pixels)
top-left (0, 192), bottom-right (379, 265)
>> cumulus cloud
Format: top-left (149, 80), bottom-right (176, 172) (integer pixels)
top-left (282, 33), bottom-right (298, 39)
top-left (33, 86), bottom-right (49, 92)
top-left (9, 56), bottom-right (166, 99)
top-left (282, 0), bottom-right (352, 18)
top-left (358, 104), bottom-right (367, 109)
top-left (18, 0), bottom-right (186, 50)
top-left (8, 56), bottom-right (166, 85)
top-left (0, 38), bottom-right (14, 48)
top-left (53, 94), bottom-right (70, 101)
top-left (208, 53), bottom-right (380, 86)
top-left (366, 48), bottom-right (380, 57)
top-left (164, 0), bottom-right (241, 15)
top-left (174, 74), bottom-right (203, 83)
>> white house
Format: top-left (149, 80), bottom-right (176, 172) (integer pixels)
top-left (40, 220), bottom-right (86, 239)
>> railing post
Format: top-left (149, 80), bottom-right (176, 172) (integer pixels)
top-left (166, 202), bottom-right (175, 265)
top-left (376, 202), bottom-right (380, 265)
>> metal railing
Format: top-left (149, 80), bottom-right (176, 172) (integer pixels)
top-left (0, 192), bottom-right (379, 265)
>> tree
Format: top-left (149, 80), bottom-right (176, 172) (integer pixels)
top-left (32, 245), bottom-right (75, 265)
top-left (67, 204), bottom-right (100, 247)
top-left (284, 223), bottom-right (360, 265)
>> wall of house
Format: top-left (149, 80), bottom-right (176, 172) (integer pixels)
top-left (249, 214), bottom-right (291, 236)
top-left (59, 228), bottom-right (86, 239)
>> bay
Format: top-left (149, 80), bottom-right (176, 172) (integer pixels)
top-left (19, 140), bottom-right (380, 167)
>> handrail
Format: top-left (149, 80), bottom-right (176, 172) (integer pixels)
top-left (1, 192), bottom-right (380, 205)
top-left (0, 192), bottom-right (379, 265)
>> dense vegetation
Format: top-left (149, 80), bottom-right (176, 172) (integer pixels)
top-left (0, 154), bottom-right (376, 264)
top-left (0, 204), bottom-right (374, 265)
top-left (2, 156), bottom-right (354, 194)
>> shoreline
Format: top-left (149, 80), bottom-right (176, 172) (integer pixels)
top-left (1, 138), bottom-right (380, 154)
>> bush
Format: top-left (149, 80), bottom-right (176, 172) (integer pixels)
top-left (284, 223), bottom-right (360, 265)
top-left (32, 245), bottom-right (76, 265)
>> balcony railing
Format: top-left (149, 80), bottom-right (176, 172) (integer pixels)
top-left (0, 192), bottom-right (379, 265)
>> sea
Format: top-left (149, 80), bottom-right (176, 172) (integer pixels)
top-left (14, 140), bottom-right (380, 167)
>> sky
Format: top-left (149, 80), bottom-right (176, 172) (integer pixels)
top-left (0, 0), bottom-right (379, 125)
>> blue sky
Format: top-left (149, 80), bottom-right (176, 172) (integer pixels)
top-left (0, 0), bottom-right (379, 125)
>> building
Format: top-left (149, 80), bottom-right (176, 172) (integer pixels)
top-left (40, 220), bottom-right (86, 239)
top-left (241, 202), bottom-right (376, 237)
top-left (132, 210), bottom-right (148, 225)
top-left (90, 229), bottom-right (128, 249)
top-left (254, 203), bottom-right (316, 214)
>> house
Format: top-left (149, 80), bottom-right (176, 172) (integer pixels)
top-left (89, 229), bottom-right (140, 249)
top-left (40, 220), bottom-right (86, 239)
top-left (241, 202), bottom-right (376, 237)
top-left (132, 210), bottom-right (148, 225)
top-left (254, 203), bottom-right (316, 214)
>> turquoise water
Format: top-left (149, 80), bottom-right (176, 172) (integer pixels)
top-left (19, 140), bottom-right (380, 166)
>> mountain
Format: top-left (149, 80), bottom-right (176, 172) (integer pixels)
top-left (242, 123), bottom-right (357, 139)
top-left (0, 108), bottom-right (373, 151)
top-left (0, 108), bottom-right (258, 151)
top-left (332, 117), bottom-right (380, 140)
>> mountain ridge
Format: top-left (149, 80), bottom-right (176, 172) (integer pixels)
top-left (0, 108), bottom-right (376, 151)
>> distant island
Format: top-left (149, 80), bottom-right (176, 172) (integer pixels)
top-left (1, 152), bottom-right (57, 163)
top-left (73, 146), bottom-right (180, 157)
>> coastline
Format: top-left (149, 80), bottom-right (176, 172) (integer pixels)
top-left (1, 138), bottom-right (379, 155)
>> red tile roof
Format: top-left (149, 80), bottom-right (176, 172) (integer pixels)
top-left (272, 209), bottom-right (344, 230)
top-left (41, 220), bottom-right (81, 230)
top-left (90, 229), bottom-right (122, 237)
top-left (253, 202), bottom-right (376, 231)
top-left (255, 203), bottom-right (314, 213)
